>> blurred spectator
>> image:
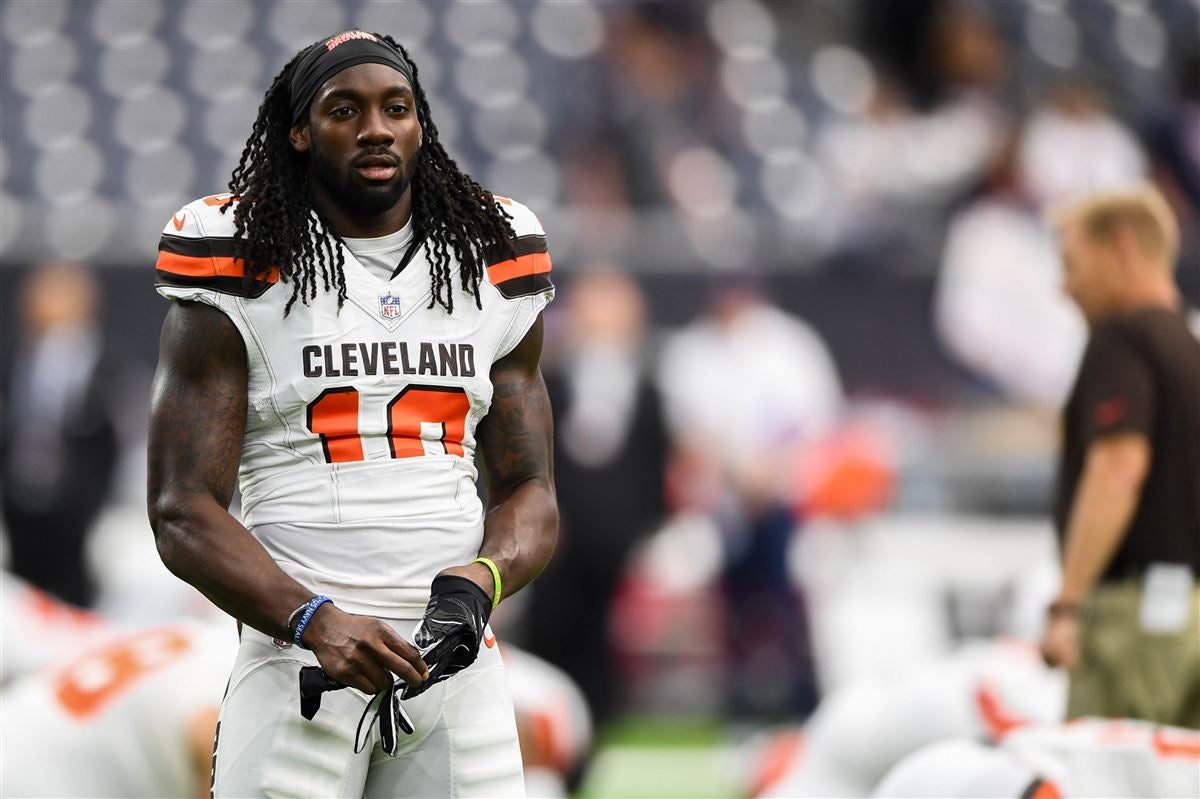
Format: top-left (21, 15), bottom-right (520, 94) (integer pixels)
top-left (596, 4), bottom-right (719, 207)
top-left (560, 135), bottom-right (637, 256)
top-left (817, 0), bottom-right (1009, 253)
top-left (658, 281), bottom-right (842, 719)
top-left (814, 78), bottom-right (1004, 252)
top-left (1142, 55), bottom-right (1200, 270)
top-left (934, 131), bottom-right (1087, 410)
top-left (1146, 56), bottom-right (1200, 205)
top-left (527, 267), bottom-right (668, 724)
top-left (1, 262), bottom-right (119, 607)
top-left (1017, 82), bottom-right (1147, 210)
top-left (859, 0), bottom-right (1006, 112)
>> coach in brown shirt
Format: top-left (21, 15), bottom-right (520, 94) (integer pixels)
top-left (1041, 187), bottom-right (1200, 729)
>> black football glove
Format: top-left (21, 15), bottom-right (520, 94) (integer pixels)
top-left (400, 574), bottom-right (492, 700)
top-left (298, 667), bottom-right (414, 756)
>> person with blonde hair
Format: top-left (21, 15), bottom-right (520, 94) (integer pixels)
top-left (1041, 185), bottom-right (1200, 728)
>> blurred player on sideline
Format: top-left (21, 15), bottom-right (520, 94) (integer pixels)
top-left (503, 645), bottom-right (594, 798)
top-left (0, 572), bottom-right (113, 685)
top-left (874, 718), bottom-right (1200, 798)
top-left (1043, 187), bottom-right (1200, 728)
top-left (147, 29), bottom-right (557, 797)
top-left (0, 601), bottom-right (589, 799)
top-left (752, 638), bottom-right (1064, 797)
top-left (0, 620), bottom-right (237, 799)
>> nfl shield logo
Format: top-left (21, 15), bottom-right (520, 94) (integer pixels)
top-left (379, 292), bottom-right (402, 320)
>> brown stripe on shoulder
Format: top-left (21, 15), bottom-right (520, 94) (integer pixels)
top-left (156, 234), bottom-right (277, 298)
top-left (491, 272), bottom-right (553, 299)
top-left (484, 234), bottom-right (547, 267)
top-left (159, 234), bottom-right (237, 259)
top-left (156, 270), bottom-right (275, 299)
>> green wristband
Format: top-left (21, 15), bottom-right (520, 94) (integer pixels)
top-left (473, 557), bottom-right (502, 610)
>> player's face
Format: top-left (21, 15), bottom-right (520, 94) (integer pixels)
top-left (293, 63), bottom-right (423, 220)
top-left (1060, 224), bottom-right (1116, 324)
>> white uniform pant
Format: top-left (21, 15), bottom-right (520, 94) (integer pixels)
top-left (212, 618), bottom-right (524, 798)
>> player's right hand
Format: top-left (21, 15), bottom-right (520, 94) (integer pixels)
top-left (301, 604), bottom-right (429, 695)
top-left (400, 574), bottom-right (493, 700)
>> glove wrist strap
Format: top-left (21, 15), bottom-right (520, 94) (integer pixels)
top-left (472, 557), bottom-right (502, 609)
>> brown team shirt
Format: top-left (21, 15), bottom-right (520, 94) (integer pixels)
top-left (1054, 306), bottom-right (1200, 581)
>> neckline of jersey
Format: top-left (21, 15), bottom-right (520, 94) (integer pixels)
top-left (341, 218), bottom-right (414, 256)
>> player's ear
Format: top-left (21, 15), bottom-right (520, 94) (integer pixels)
top-left (1112, 226), bottom-right (1143, 274)
top-left (289, 122), bottom-right (310, 153)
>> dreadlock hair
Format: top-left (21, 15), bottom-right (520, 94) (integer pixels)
top-left (223, 33), bottom-right (516, 316)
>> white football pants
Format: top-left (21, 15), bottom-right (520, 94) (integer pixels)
top-left (212, 617), bottom-right (524, 798)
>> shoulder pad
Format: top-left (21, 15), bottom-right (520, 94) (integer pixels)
top-left (494, 195), bottom-right (545, 238)
top-left (486, 196), bottom-right (552, 300)
top-left (155, 194), bottom-right (277, 298)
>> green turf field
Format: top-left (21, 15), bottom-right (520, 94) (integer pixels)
top-left (578, 718), bottom-right (739, 799)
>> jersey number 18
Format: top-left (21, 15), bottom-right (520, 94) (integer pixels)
top-left (306, 384), bottom-right (470, 464)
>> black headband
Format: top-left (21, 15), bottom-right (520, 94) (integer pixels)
top-left (289, 31), bottom-right (416, 125)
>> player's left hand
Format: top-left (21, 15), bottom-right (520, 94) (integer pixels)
top-left (1040, 610), bottom-right (1080, 670)
top-left (401, 570), bottom-right (493, 699)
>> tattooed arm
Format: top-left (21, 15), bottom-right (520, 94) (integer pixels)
top-left (147, 301), bottom-right (427, 693)
top-left (441, 315), bottom-right (558, 601)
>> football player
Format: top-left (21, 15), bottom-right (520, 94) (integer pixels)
top-left (754, 638), bottom-right (1065, 797)
top-left (503, 644), bottom-right (594, 798)
top-left (874, 718), bottom-right (1200, 798)
top-left (0, 620), bottom-right (237, 799)
top-left (147, 30), bottom-right (557, 798)
top-left (0, 572), bottom-right (113, 685)
top-left (0, 617), bottom-right (587, 799)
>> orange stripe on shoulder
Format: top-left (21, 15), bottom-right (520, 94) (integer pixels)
top-left (156, 251), bottom-right (278, 283)
top-left (487, 252), bottom-right (551, 285)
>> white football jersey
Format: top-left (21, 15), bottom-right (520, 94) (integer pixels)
top-left (0, 621), bottom-right (238, 798)
top-left (155, 195), bottom-right (554, 614)
top-left (874, 720), bottom-right (1200, 798)
top-left (502, 644), bottom-right (593, 775)
top-left (0, 573), bottom-right (115, 685)
top-left (1002, 718), bottom-right (1200, 798)
top-left (758, 639), bottom-right (1065, 798)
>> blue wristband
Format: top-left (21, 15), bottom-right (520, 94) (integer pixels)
top-left (292, 596), bottom-right (333, 648)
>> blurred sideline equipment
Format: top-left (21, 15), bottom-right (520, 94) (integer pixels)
top-left (874, 718), bottom-right (1200, 798)
top-left (1045, 186), bottom-right (1200, 728)
top-left (0, 620), bottom-right (236, 799)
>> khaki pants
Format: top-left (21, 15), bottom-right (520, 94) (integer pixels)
top-left (1068, 579), bottom-right (1200, 729)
